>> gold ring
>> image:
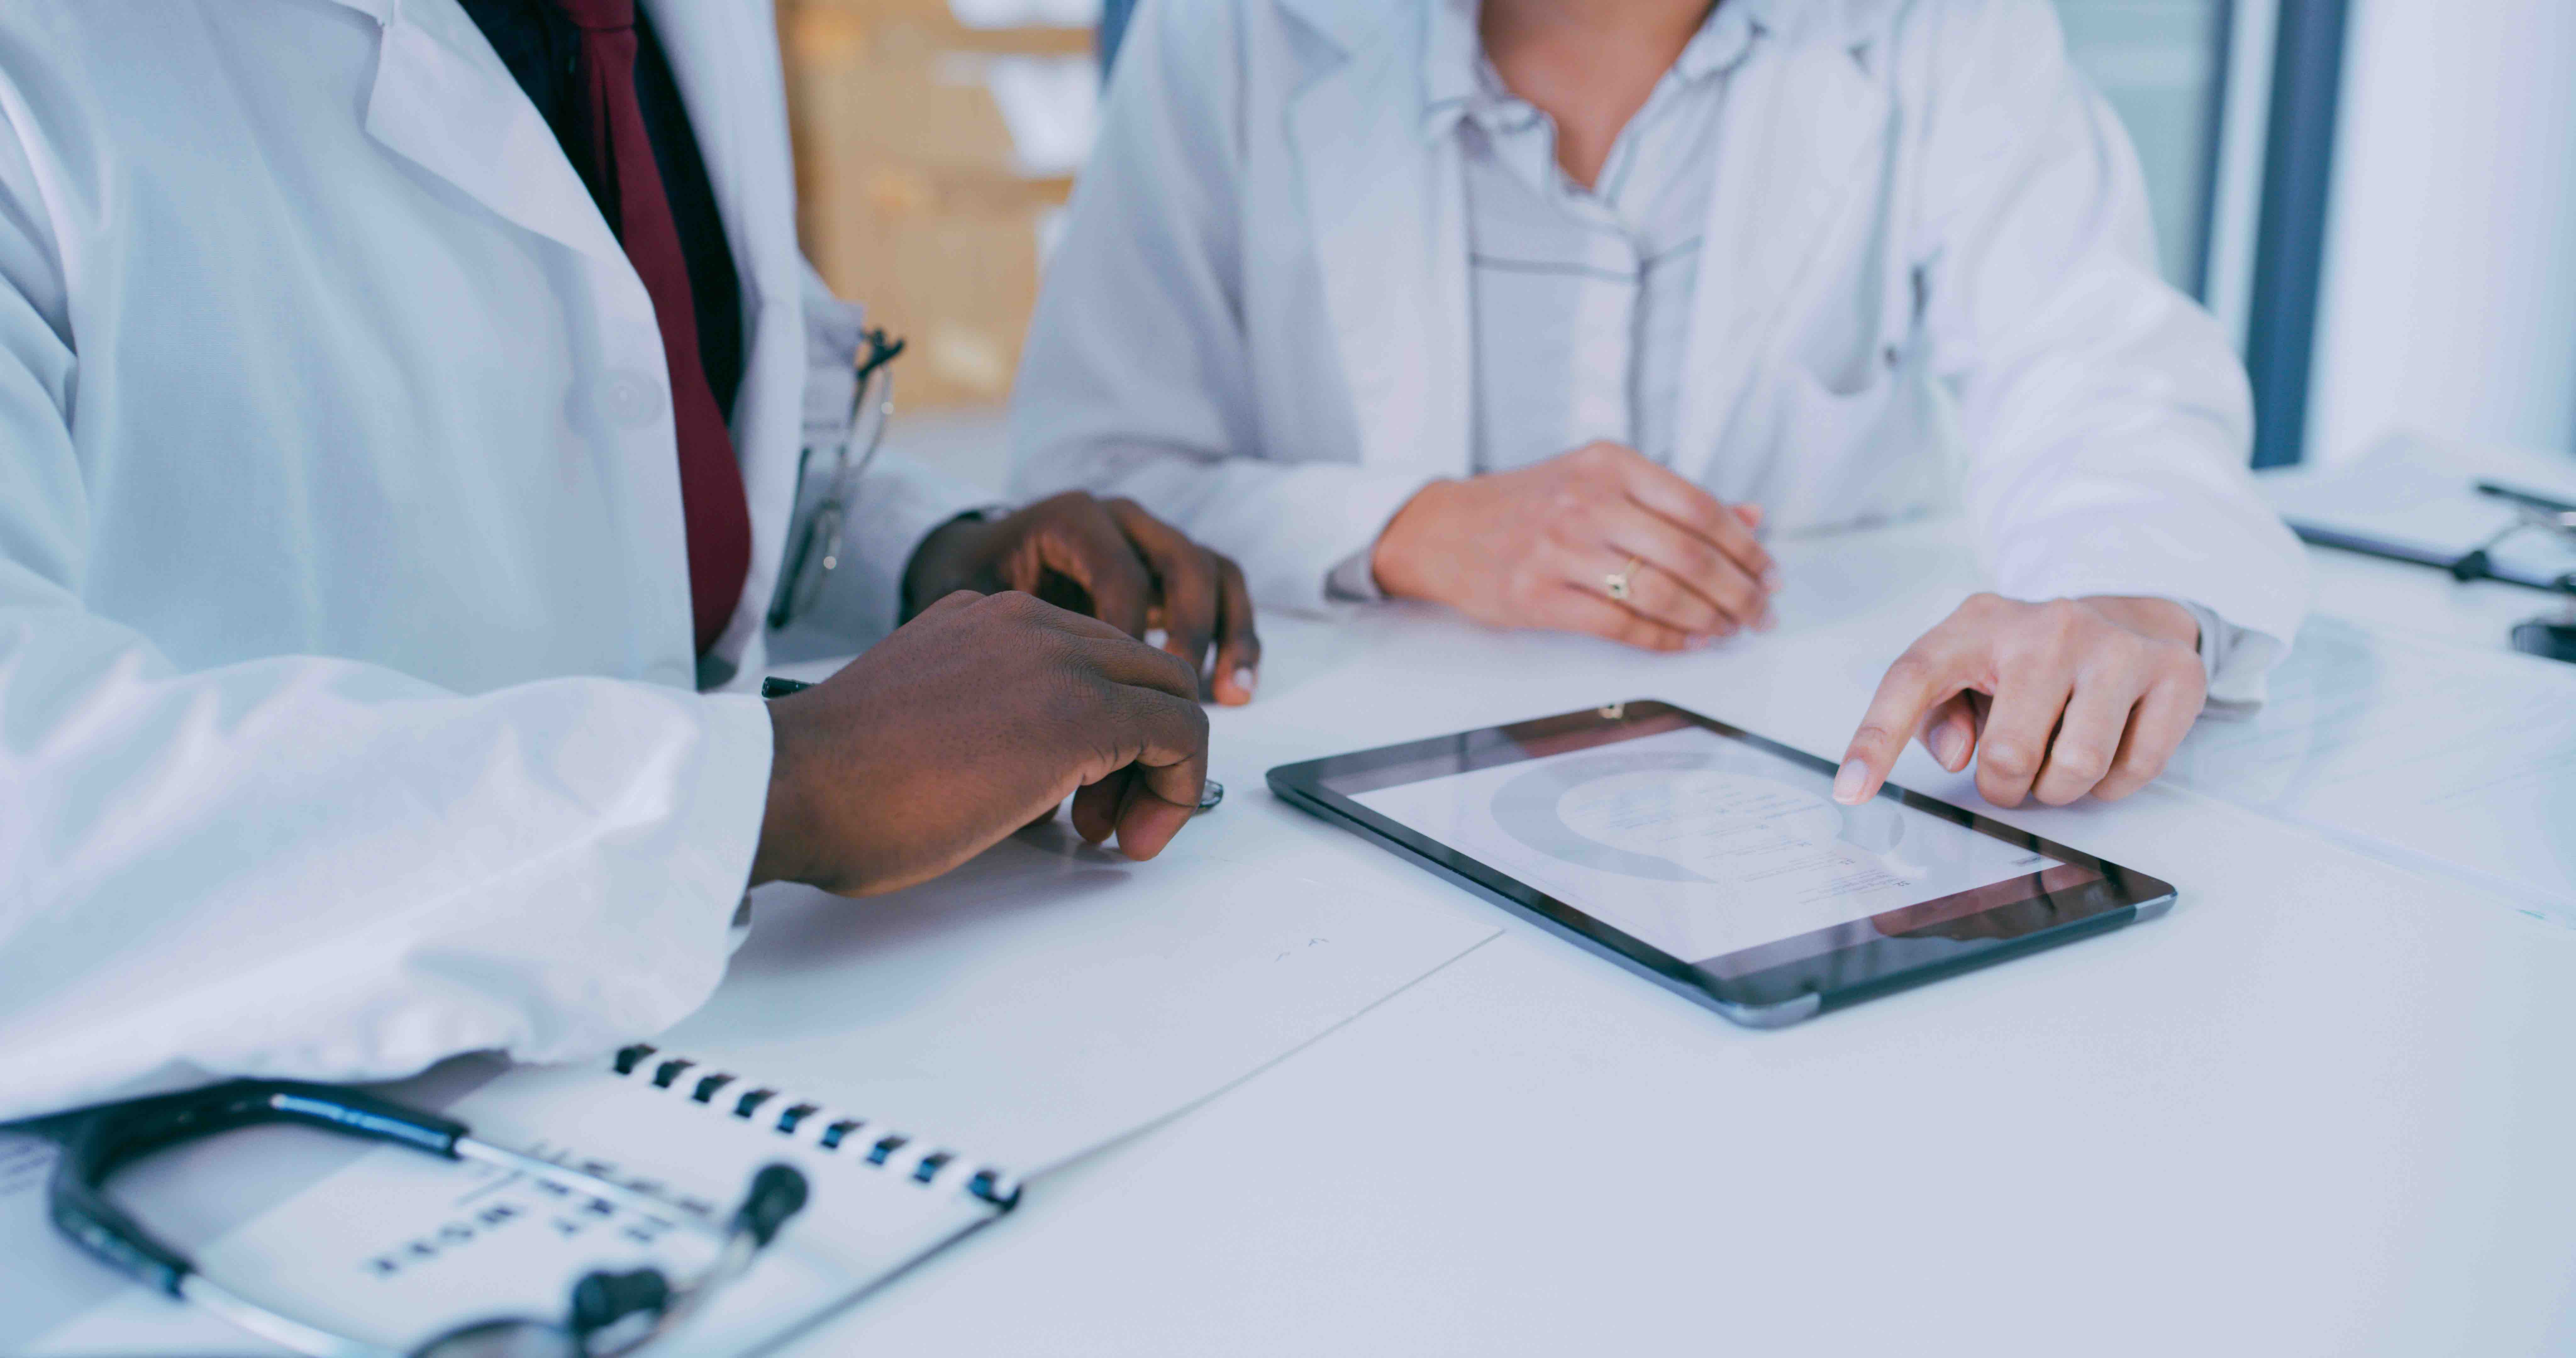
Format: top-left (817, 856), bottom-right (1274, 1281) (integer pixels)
top-left (1604, 556), bottom-right (1643, 603)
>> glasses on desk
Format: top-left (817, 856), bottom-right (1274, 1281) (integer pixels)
top-left (2473, 484), bottom-right (2576, 664)
top-left (47, 1080), bottom-right (808, 1358)
top-left (767, 328), bottom-right (904, 632)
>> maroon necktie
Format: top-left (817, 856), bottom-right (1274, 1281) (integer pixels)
top-left (558, 0), bottom-right (752, 656)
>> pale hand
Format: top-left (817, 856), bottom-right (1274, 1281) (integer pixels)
top-left (1835, 594), bottom-right (2206, 809)
top-left (1370, 441), bottom-right (1778, 652)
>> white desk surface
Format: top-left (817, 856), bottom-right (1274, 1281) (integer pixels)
top-left (767, 506), bottom-right (2576, 1357)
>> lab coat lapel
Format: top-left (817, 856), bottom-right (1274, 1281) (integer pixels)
top-left (1285, 4), bottom-right (1473, 478)
top-left (315, 0), bottom-right (627, 265)
top-left (1669, 28), bottom-right (1889, 490)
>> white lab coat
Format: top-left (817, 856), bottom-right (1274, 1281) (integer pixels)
top-left (1013, 0), bottom-right (2308, 671)
top-left (0, 0), bottom-right (987, 1121)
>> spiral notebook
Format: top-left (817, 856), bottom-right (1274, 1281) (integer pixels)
top-left (12, 833), bottom-right (1500, 1355)
top-left (32, 1044), bottom-right (1020, 1357)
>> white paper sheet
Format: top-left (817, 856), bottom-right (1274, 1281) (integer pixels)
top-left (2166, 615), bottom-right (2576, 926)
top-left (2259, 433), bottom-right (2576, 583)
top-left (655, 826), bottom-right (1496, 1173)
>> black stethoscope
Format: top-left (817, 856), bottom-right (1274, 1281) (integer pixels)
top-left (47, 1079), bottom-right (809, 1358)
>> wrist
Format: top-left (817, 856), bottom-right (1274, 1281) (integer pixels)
top-left (901, 513), bottom-right (992, 620)
top-left (749, 698), bottom-right (820, 888)
top-left (1369, 479), bottom-right (1461, 600)
top-left (2082, 595), bottom-right (2200, 651)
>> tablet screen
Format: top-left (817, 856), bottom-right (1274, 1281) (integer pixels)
top-left (1345, 721), bottom-right (2095, 967)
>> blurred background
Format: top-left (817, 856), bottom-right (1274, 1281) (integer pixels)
top-left (777, 0), bottom-right (2576, 475)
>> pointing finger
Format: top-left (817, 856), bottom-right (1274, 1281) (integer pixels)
top-left (1838, 643), bottom-right (1973, 803)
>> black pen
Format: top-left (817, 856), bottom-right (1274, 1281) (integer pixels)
top-left (758, 677), bottom-right (1225, 813)
top-left (2476, 479), bottom-right (2576, 523)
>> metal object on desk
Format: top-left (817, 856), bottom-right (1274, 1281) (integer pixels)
top-left (2476, 478), bottom-right (2576, 530)
top-left (2476, 481), bottom-right (2576, 663)
top-left (2511, 617), bottom-right (2576, 663)
top-left (2288, 476), bottom-right (2576, 664)
top-left (2289, 516), bottom-right (2576, 594)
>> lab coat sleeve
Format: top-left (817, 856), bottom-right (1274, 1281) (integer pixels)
top-left (0, 146), bottom-right (773, 1122)
top-left (1913, 0), bottom-right (2307, 706)
top-left (1008, 0), bottom-right (1432, 615)
top-left (796, 261), bottom-right (998, 641)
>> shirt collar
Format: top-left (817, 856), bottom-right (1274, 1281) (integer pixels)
top-left (1422, 0), bottom-right (1765, 141)
top-left (1421, 0), bottom-right (1485, 140)
top-left (1676, 2), bottom-right (1762, 82)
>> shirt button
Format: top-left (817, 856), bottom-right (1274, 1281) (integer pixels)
top-left (602, 369), bottom-right (665, 427)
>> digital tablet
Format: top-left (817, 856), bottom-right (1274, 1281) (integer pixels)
top-left (1267, 701), bottom-right (2174, 1028)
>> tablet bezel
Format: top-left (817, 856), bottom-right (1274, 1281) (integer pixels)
top-left (1266, 700), bottom-right (2174, 1028)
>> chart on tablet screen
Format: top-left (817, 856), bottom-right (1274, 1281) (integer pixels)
top-left (1353, 726), bottom-right (2060, 963)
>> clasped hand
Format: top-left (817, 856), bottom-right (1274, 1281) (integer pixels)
top-left (1371, 442), bottom-right (1780, 649)
top-left (757, 491), bottom-right (1250, 897)
top-left (755, 590), bottom-right (1209, 896)
top-left (905, 491), bottom-right (1260, 704)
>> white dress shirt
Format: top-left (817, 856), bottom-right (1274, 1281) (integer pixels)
top-left (1327, 0), bottom-right (2258, 699)
top-left (1012, 0), bottom-right (2306, 709)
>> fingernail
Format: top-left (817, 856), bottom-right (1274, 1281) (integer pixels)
top-left (1752, 610), bottom-right (1777, 633)
top-left (1760, 566), bottom-right (1783, 593)
top-left (1931, 726), bottom-right (1968, 769)
top-left (1233, 667), bottom-right (1257, 697)
top-left (1686, 634), bottom-right (1714, 651)
top-left (1833, 759), bottom-right (1869, 804)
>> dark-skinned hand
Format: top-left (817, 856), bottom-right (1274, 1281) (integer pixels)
top-left (903, 491), bottom-right (1261, 705)
top-left (750, 590), bottom-right (1210, 897)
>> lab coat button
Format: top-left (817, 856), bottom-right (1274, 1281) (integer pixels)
top-left (602, 370), bottom-right (664, 427)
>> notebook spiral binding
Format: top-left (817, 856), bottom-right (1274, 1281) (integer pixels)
top-left (608, 1044), bottom-right (1021, 1210)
